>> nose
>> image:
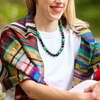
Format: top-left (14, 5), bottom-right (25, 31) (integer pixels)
top-left (55, 0), bottom-right (64, 3)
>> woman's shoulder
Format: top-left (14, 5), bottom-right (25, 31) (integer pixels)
top-left (0, 13), bottom-right (36, 39)
top-left (74, 26), bottom-right (96, 44)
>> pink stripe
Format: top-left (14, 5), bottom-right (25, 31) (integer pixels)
top-left (16, 54), bottom-right (28, 69)
top-left (20, 62), bottom-right (28, 72)
top-left (20, 58), bottom-right (30, 72)
top-left (38, 67), bottom-right (44, 73)
top-left (82, 33), bottom-right (91, 36)
top-left (26, 63), bottom-right (34, 75)
top-left (23, 75), bottom-right (30, 80)
top-left (84, 36), bottom-right (94, 40)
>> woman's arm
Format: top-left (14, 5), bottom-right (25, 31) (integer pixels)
top-left (19, 79), bottom-right (76, 100)
top-left (19, 80), bottom-right (96, 100)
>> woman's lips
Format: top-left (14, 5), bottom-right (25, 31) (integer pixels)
top-left (50, 6), bottom-right (63, 13)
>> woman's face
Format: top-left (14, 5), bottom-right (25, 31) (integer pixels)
top-left (35, 0), bottom-right (68, 21)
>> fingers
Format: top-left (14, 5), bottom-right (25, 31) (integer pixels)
top-left (92, 81), bottom-right (100, 100)
top-left (84, 81), bottom-right (100, 100)
top-left (84, 83), bottom-right (96, 93)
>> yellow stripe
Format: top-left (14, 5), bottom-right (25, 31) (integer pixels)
top-left (73, 77), bottom-right (83, 84)
top-left (12, 49), bottom-right (24, 66)
top-left (91, 73), bottom-right (94, 80)
top-left (6, 43), bottom-right (22, 64)
top-left (0, 68), bottom-right (8, 81)
top-left (26, 51), bottom-right (44, 66)
top-left (77, 29), bottom-right (91, 35)
top-left (11, 26), bottom-right (26, 35)
top-left (75, 64), bottom-right (88, 73)
top-left (93, 65), bottom-right (98, 72)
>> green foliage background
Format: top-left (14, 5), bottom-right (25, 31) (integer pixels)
top-left (75, 0), bottom-right (100, 37)
top-left (0, 0), bottom-right (100, 36)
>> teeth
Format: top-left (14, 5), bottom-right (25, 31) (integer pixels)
top-left (52, 7), bottom-right (61, 10)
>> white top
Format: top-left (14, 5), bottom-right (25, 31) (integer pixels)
top-left (5, 27), bottom-right (81, 100)
top-left (38, 27), bottom-right (81, 90)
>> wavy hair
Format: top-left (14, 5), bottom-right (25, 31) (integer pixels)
top-left (25, 0), bottom-right (89, 31)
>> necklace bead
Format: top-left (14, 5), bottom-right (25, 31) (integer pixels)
top-left (36, 23), bottom-right (65, 57)
top-left (62, 38), bottom-right (65, 43)
top-left (43, 46), bottom-right (47, 51)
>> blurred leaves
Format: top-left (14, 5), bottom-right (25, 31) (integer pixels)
top-left (0, 93), bottom-right (6, 100)
top-left (0, 0), bottom-right (100, 36)
top-left (75, 0), bottom-right (100, 36)
top-left (0, 0), bottom-right (26, 28)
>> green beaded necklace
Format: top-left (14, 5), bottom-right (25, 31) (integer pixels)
top-left (36, 23), bottom-right (65, 57)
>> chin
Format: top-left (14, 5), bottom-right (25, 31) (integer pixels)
top-left (50, 15), bottom-right (62, 21)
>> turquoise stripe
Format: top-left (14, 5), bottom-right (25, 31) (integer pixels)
top-left (77, 57), bottom-right (89, 65)
top-left (3, 34), bottom-right (16, 58)
top-left (3, 39), bottom-right (14, 59)
top-left (20, 18), bottom-right (25, 21)
top-left (96, 46), bottom-right (100, 49)
top-left (15, 52), bottom-right (25, 67)
top-left (79, 53), bottom-right (90, 59)
top-left (22, 73), bottom-right (25, 80)
top-left (26, 14), bottom-right (33, 18)
top-left (34, 71), bottom-right (40, 81)
top-left (20, 38), bottom-right (37, 46)
top-left (3, 39), bottom-right (18, 60)
top-left (40, 78), bottom-right (43, 84)
top-left (2, 38), bottom-right (9, 48)
top-left (6, 79), bottom-right (11, 89)
top-left (23, 45), bottom-right (38, 51)
top-left (2, 34), bottom-right (15, 48)
top-left (26, 20), bottom-right (33, 22)
top-left (94, 51), bottom-right (100, 55)
top-left (82, 34), bottom-right (93, 38)
top-left (8, 77), bottom-right (13, 87)
top-left (34, 64), bottom-right (44, 68)
top-left (18, 21), bottom-right (25, 24)
top-left (7, 64), bottom-right (12, 76)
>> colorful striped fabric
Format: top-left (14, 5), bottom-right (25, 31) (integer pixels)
top-left (73, 29), bottom-right (100, 86)
top-left (0, 12), bottom-right (100, 99)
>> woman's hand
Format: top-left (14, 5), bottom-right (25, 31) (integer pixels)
top-left (75, 92), bottom-right (96, 100)
top-left (84, 81), bottom-right (100, 100)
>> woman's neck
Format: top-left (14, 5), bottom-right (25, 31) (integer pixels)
top-left (34, 14), bottom-right (59, 32)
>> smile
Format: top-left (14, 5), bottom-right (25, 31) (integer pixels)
top-left (50, 6), bottom-right (63, 13)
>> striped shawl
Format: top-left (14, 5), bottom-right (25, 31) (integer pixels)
top-left (0, 13), bottom-right (100, 99)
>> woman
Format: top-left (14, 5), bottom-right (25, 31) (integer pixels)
top-left (0, 0), bottom-right (100, 100)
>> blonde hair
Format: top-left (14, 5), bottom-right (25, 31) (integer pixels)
top-left (25, 0), bottom-right (89, 31)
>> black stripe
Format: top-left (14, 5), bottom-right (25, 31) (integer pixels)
top-left (29, 57), bottom-right (43, 63)
top-left (17, 70), bottom-right (20, 83)
top-left (10, 47), bottom-right (23, 64)
top-left (26, 26), bottom-right (37, 31)
top-left (0, 62), bottom-right (7, 79)
top-left (10, 24), bottom-right (27, 32)
top-left (0, 64), bottom-right (4, 77)
top-left (25, 31), bottom-right (36, 37)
